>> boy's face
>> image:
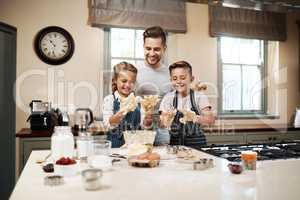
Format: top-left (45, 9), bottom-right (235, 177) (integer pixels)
top-left (170, 68), bottom-right (193, 96)
top-left (116, 70), bottom-right (136, 97)
top-left (143, 37), bottom-right (166, 69)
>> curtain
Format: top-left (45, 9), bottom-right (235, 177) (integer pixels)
top-left (209, 5), bottom-right (287, 41)
top-left (88, 0), bottom-right (187, 33)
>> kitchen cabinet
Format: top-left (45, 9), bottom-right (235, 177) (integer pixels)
top-left (281, 131), bottom-right (300, 141)
top-left (205, 133), bottom-right (245, 145)
top-left (246, 132), bottom-right (283, 143)
top-left (0, 22), bottom-right (16, 199)
top-left (18, 137), bottom-right (50, 174)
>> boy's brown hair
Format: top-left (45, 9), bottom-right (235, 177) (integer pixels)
top-left (111, 62), bottom-right (138, 93)
top-left (168, 60), bottom-right (193, 77)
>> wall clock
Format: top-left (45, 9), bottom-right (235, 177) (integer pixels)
top-left (34, 26), bottom-right (74, 65)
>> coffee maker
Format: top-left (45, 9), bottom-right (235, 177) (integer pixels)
top-left (74, 108), bottom-right (94, 131)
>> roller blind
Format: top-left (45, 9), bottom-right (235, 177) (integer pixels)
top-left (88, 0), bottom-right (187, 33)
top-left (209, 5), bottom-right (287, 41)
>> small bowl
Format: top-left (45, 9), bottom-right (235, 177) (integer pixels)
top-left (228, 163), bottom-right (243, 174)
top-left (54, 163), bottom-right (78, 177)
top-left (81, 168), bottom-right (103, 191)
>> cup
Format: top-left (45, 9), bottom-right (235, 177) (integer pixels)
top-left (81, 169), bottom-right (102, 190)
top-left (76, 136), bottom-right (93, 159)
top-left (93, 139), bottom-right (111, 156)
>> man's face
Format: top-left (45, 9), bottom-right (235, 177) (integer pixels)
top-left (143, 37), bottom-right (166, 69)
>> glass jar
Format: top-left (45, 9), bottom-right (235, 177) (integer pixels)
top-left (51, 126), bottom-right (75, 161)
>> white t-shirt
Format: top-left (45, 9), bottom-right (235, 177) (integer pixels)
top-left (136, 62), bottom-right (172, 97)
top-left (159, 90), bottom-right (211, 113)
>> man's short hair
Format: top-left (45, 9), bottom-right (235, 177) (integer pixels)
top-left (143, 26), bottom-right (167, 46)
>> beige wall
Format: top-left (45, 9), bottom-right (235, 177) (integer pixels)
top-left (0, 1), bottom-right (300, 131)
top-left (0, 0), bottom-right (104, 131)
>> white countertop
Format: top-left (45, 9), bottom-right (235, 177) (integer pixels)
top-left (10, 148), bottom-right (300, 200)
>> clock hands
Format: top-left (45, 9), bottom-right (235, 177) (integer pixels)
top-left (49, 40), bottom-right (56, 48)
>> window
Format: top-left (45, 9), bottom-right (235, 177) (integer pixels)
top-left (218, 37), bottom-right (266, 115)
top-left (102, 28), bottom-right (145, 98)
top-left (109, 28), bottom-right (144, 69)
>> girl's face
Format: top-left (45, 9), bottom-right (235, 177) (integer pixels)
top-left (170, 68), bottom-right (193, 96)
top-left (116, 70), bottom-right (136, 97)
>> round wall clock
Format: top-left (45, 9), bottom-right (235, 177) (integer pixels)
top-left (34, 26), bottom-right (74, 65)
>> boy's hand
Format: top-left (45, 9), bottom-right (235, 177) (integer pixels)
top-left (160, 109), bottom-right (176, 128)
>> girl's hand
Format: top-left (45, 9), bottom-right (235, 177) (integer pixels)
top-left (109, 111), bottom-right (126, 126)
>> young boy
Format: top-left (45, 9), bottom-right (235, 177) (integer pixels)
top-left (159, 61), bottom-right (215, 149)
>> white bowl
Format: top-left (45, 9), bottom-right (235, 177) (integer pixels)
top-left (54, 163), bottom-right (78, 177)
top-left (123, 130), bottom-right (156, 145)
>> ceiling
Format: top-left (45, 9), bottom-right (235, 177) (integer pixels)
top-left (186, 0), bottom-right (300, 12)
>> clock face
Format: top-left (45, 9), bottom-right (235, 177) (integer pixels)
top-left (34, 26), bottom-right (74, 65)
top-left (40, 32), bottom-right (69, 60)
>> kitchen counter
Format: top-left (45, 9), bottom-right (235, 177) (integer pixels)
top-left (10, 149), bottom-right (300, 200)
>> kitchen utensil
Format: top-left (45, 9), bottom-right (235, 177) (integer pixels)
top-left (74, 108), bottom-right (94, 131)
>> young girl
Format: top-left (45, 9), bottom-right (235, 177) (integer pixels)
top-left (159, 61), bottom-right (215, 149)
top-left (102, 62), bottom-right (141, 148)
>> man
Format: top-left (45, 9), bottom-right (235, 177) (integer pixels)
top-left (136, 26), bottom-right (172, 145)
top-left (136, 26), bottom-right (172, 97)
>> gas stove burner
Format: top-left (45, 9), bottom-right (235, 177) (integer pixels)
top-left (200, 141), bottom-right (300, 161)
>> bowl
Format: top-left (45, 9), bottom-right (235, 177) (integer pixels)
top-left (54, 163), bottom-right (78, 177)
top-left (228, 163), bottom-right (243, 174)
top-left (123, 130), bottom-right (156, 145)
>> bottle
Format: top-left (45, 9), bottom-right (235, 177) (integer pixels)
top-left (51, 126), bottom-right (75, 161)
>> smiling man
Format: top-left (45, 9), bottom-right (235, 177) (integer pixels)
top-left (136, 26), bottom-right (172, 97)
top-left (136, 26), bottom-right (172, 145)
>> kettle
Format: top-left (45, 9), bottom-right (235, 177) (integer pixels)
top-left (74, 108), bottom-right (94, 131)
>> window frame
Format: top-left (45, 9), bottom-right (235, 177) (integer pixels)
top-left (217, 37), bottom-right (268, 116)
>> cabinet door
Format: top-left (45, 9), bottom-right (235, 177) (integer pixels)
top-left (206, 133), bottom-right (245, 145)
top-left (19, 138), bottom-right (50, 174)
top-left (246, 132), bottom-right (282, 144)
top-left (0, 22), bottom-right (16, 199)
top-left (281, 131), bottom-right (300, 142)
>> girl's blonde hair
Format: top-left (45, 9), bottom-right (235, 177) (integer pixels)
top-left (111, 62), bottom-right (138, 93)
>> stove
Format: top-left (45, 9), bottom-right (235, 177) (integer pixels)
top-left (200, 141), bottom-right (300, 162)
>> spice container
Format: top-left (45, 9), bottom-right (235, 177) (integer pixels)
top-left (193, 158), bottom-right (214, 170)
top-left (81, 169), bottom-right (103, 190)
top-left (44, 175), bottom-right (64, 186)
top-left (241, 151), bottom-right (257, 170)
